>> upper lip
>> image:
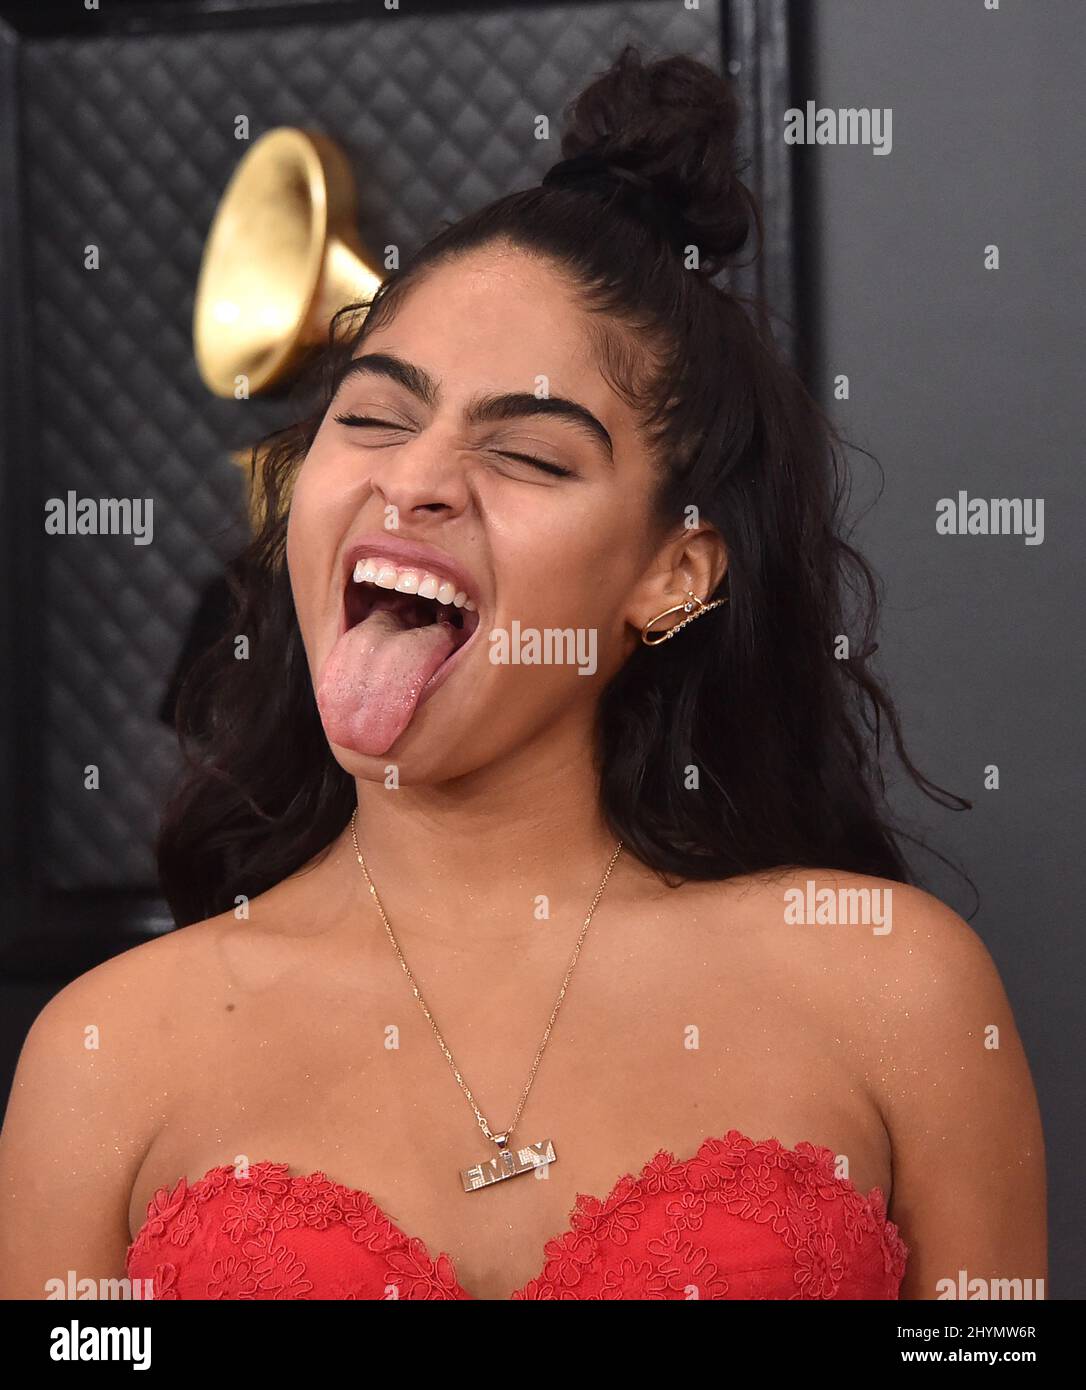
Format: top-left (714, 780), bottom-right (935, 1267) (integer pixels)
top-left (341, 534), bottom-right (482, 607)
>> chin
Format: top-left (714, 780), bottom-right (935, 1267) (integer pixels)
top-left (322, 720), bottom-right (488, 785)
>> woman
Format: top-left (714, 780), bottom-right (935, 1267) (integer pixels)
top-left (0, 47), bottom-right (1045, 1301)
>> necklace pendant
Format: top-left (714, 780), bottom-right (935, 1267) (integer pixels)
top-left (460, 1136), bottom-right (556, 1192)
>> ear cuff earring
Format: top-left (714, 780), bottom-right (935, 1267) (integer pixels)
top-left (640, 590), bottom-right (729, 646)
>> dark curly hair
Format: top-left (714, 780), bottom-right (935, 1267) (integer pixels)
top-left (158, 45), bottom-right (968, 926)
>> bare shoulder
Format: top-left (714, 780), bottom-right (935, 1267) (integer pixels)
top-left (689, 865), bottom-right (1046, 1295)
top-left (0, 910), bottom-right (240, 1295)
top-left (6, 852), bottom-right (346, 1112)
top-left (686, 864), bottom-right (1006, 1017)
top-left (1, 868), bottom-right (333, 1156)
top-left (0, 911), bottom-right (233, 1164)
top-left (20, 908), bottom-right (236, 1058)
top-left (753, 867), bottom-right (1024, 1073)
top-left (8, 880), bottom-right (316, 1085)
top-left (649, 864), bottom-right (1014, 1114)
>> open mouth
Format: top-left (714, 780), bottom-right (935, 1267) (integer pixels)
top-left (343, 563), bottom-right (481, 679)
top-left (316, 551), bottom-right (484, 758)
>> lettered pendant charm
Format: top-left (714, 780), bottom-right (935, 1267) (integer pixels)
top-left (460, 1135), bottom-right (556, 1192)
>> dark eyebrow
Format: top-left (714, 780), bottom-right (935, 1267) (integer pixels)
top-left (335, 352), bottom-right (614, 463)
top-left (337, 352), bottom-right (440, 409)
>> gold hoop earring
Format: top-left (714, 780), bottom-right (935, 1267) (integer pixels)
top-left (641, 590), bottom-right (729, 646)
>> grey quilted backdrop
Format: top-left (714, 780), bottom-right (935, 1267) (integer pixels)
top-left (19, 1), bottom-right (728, 891)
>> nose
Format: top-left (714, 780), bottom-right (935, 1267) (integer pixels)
top-left (367, 425), bottom-right (472, 523)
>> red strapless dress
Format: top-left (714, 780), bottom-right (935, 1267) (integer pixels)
top-left (126, 1130), bottom-right (908, 1300)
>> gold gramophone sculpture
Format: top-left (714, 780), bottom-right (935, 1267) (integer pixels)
top-left (193, 127), bottom-right (382, 398)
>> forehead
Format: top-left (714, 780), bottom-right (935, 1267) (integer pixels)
top-left (358, 244), bottom-right (632, 429)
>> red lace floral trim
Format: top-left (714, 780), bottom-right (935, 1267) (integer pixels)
top-left (127, 1130), bottom-right (908, 1300)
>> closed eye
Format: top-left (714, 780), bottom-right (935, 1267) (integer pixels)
top-left (333, 412), bottom-right (408, 431)
top-left (488, 451), bottom-right (574, 479)
top-left (334, 412), bottom-right (574, 478)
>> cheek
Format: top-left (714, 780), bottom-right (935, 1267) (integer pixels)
top-left (284, 469), bottom-right (317, 600)
top-left (284, 454), bottom-right (351, 628)
top-left (290, 445), bottom-right (345, 530)
top-left (491, 484), bottom-right (649, 626)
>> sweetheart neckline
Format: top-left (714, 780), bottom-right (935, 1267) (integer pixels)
top-left (127, 1128), bottom-right (898, 1301)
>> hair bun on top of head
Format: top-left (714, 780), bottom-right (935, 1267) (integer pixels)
top-left (541, 45), bottom-right (759, 279)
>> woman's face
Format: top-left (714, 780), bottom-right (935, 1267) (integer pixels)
top-left (286, 241), bottom-right (705, 783)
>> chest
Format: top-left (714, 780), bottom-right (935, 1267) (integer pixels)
top-left (128, 937), bottom-right (892, 1296)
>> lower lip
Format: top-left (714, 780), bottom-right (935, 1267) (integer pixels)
top-left (418, 619), bottom-right (480, 707)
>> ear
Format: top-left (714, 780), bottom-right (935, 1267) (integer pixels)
top-left (626, 523), bottom-right (729, 641)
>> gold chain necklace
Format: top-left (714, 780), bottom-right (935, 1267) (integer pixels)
top-left (350, 808), bottom-right (624, 1192)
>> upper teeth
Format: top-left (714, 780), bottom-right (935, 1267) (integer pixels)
top-left (352, 557), bottom-right (476, 612)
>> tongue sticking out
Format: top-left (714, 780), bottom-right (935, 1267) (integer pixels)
top-left (317, 605), bottom-right (458, 756)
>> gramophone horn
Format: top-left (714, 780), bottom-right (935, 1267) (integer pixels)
top-left (193, 127), bottom-right (382, 398)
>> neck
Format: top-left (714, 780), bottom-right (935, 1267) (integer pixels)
top-left (332, 723), bottom-right (629, 945)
